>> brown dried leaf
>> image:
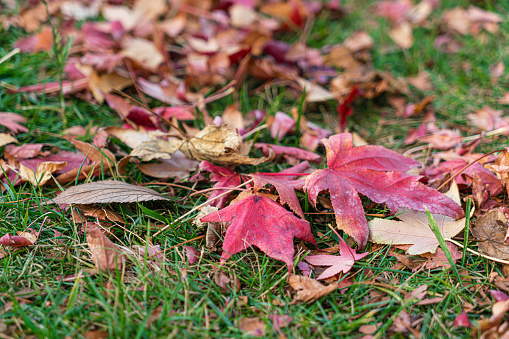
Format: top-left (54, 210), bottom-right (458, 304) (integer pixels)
top-left (86, 226), bottom-right (124, 271)
top-left (75, 204), bottom-right (125, 224)
top-left (472, 209), bottom-right (509, 260)
top-left (238, 317), bottom-right (266, 337)
top-left (180, 125), bottom-right (269, 166)
top-left (288, 274), bottom-right (338, 304)
top-left (52, 180), bottom-right (170, 205)
top-left (66, 138), bottom-right (115, 169)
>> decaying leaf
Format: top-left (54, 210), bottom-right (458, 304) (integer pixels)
top-left (86, 226), bottom-right (124, 271)
top-left (180, 125), bottom-right (269, 166)
top-left (130, 132), bottom-right (183, 162)
top-left (471, 209), bottom-right (509, 260)
top-left (52, 180), bottom-right (170, 204)
top-left (238, 317), bottom-right (266, 337)
top-left (75, 204), bottom-right (125, 224)
top-left (369, 182), bottom-right (467, 255)
top-left (0, 231), bottom-right (36, 247)
top-left (287, 274), bottom-right (338, 304)
top-left (194, 205), bottom-right (227, 251)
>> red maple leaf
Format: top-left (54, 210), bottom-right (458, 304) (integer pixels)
top-left (304, 133), bottom-right (464, 247)
top-left (305, 236), bottom-right (368, 279)
top-left (250, 161), bottom-right (311, 218)
top-left (200, 194), bottom-right (317, 270)
top-left (199, 161), bottom-right (241, 209)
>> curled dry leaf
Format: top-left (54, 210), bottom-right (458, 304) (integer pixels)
top-left (180, 125), bottom-right (269, 166)
top-left (74, 204), bottom-right (125, 224)
top-left (86, 226), bottom-right (124, 271)
top-left (52, 180), bottom-right (170, 205)
top-left (0, 232), bottom-right (36, 247)
top-left (19, 161), bottom-right (66, 186)
top-left (194, 205), bottom-right (227, 251)
top-left (287, 274), bottom-right (338, 304)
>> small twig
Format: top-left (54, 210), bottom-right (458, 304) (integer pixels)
top-left (0, 48), bottom-right (20, 65)
top-left (241, 124), bottom-right (267, 140)
top-left (153, 179), bottom-right (253, 237)
top-left (186, 186), bottom-right (249, 198)
top-left (446, 238), bottom-right (509, 265)
top-left (437, 148), bottom-right (504, 191)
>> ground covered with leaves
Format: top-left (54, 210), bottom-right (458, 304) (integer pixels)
top-left (1, 0), bottom-right (509, 337)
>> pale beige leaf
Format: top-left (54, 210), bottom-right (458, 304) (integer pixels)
top-left (389, 21), bottom-right (414, 49)
top-left (180, 125), bottom-right (268, 166)
top-left (86, 226), bottom-right (124, 271)
top-left (121, 37), bottom-right (164, 71)
top-left (368, 182), bottom-right (467, 255)
top-left (0, 133), bottom-right (17, 147)
top-left (52, 180), bottom-right (170, 204)
top-left (105, 126), bottom-right (151, 149)
top-left (130, 136), bottom-right (183, 162)
top-left (288, 274), bottom-right (338, 304)
top-left (296, 77), bottom-right (336, 102)
top-left (19, 161), bottom-right (66, 186)
top-left (238, 317), bottom-right (266, 337)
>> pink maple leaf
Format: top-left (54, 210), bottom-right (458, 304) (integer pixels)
top-left (200, 194), bottom-right (317, 270)
top-left (199, 161), bottom-right (241, 209)
top-left (305, 236), bottom-right (368, 280)
top-left (304, 133), bottom-right (464, 247)
top-left (250, 161), bottom-right (311, 218)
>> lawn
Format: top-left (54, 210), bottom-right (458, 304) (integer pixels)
top-left (0, 0), bottom-right (508, 338)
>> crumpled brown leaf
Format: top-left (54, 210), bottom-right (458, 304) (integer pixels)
top-left (471, 209), bottom-right (509, 260)
top-left (238, 317), bottom-right (266, 337)
top-left (287, 274), bottom-right (338, 304)
top-left (19, 161), bottom-right (66, 186)
top-left (52, 180), bottom-right (170, 204)
top-left (180, 125), bottom-right (269, 166)
top-left (86, 226), bottom-right (124, 271)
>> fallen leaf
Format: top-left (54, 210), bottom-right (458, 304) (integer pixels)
top-left (0, 113), bottom-right (28, 133)
top-left (304, 133), bottom-right (463, 247)
top-left (389, 21), bottom-right (413, 49)
top-left (75, 204), bottom-right (125, 224)
top-left (254, 143), bottom-right (321, 164)
top-left (52, 180), bottom-right (170, 205)
top-left (238, 317), bottom-right (266, 337)
top-left (305, 236), bottom-right (368, 279)
top-left (86, 226), bottom-right (124, 271)
top-left (454, 311), bottom-right (471, 328)
top-left (287, 274), bottom-right (338, 304)
top-left (201, 194), bottom-right (317, 270)
top-left (198, 161), bottom-right (241, 209)
top-left (270, 112), bottom-right (295, 140)
top-left (369, 182), bottom-right (467, 255)
top-left (180, 125), bottom-right (269, 166)
top-left (471, 209), bottom-right (509, 260)
top-left (19, 161), bottom-right (66, 186)
top-left (421, 242), bottom-right (461, 269)
top-left (137, 151), bottom-right (199, 180)
top-left (0, 133), bottom-right (18, 147)
top-left (0, 232), bottom-right (35, 247)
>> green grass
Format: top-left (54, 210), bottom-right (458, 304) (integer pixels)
top-left (0, 0), bottom-right (508, 337)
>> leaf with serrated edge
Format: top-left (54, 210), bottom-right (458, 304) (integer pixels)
top-left (52, 180), bottom-right (170, 204)
top-left (304, 133), bottom-right (463, 248)
top-left (368, 182), bottom-right (468, 255)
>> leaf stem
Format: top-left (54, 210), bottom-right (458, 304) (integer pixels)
top-left (437, 149), bottom-right (505, 191)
